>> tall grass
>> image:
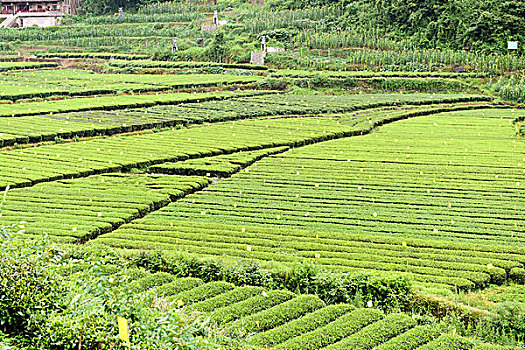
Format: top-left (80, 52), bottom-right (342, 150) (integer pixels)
top-left (488, 74), bottom-right (525, 104)
top-left (294, 29), bottom-right (412, 51)
top-left (0, 24), bottom-right (192, 41)
top-left (138, 1), bottom-right (225, 14)
top-left (242, 6), bottom-right (344, 32)
top-left (80, 12), bottom-right (204, 25)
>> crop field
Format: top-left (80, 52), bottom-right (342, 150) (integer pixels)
top-left (0, 92), bottom-right (490, 146)
top-left (93, 109), bottom-right (525, 292)
top-left (1, 0), bottom-right (525, 348)
top-left (0, 174), bottom-right (210, 242)
top-left (2, 99), bottom-right (519, 342)
top-left (0, 67), bottom-right (523, 350)
top-left (52, 264), bottom-right (513, 350)
top-left (0, 69), bottom-right (261, 101)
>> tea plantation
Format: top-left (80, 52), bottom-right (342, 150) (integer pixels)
top-left (0, 0), bottom-right (524, 349)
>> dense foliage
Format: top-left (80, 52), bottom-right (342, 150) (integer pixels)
top-left (0, 233), bottom-right (62, 338)
top-left (75, 0), bottom-right (525, 54)
top-left (271, 0), bottom-right (525, 53)
top-left (0, 235), bottom-right (211, 349)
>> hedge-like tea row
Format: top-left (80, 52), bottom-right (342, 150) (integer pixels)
top-left (35, 52), bottom-right (151, 60)
top-left (0, 174), bottom-right (210, 242)
top-left (488, 285), bottom-right (525, 303)
top-left (250, 304), bottom-right (354, 346)
top-left (127, 272), bottom-right (177, 292)
top-left (190, 286), bottom-right (264, 312)
top-left (375, 325), bottom-right (440, 350)
top-left (121, 267), bottom-right (150, 281)
top-left (210, 290), bottom-right (296, 325)
top-left (227, 294), bottom-right (325, 334)
top-left (324, 313), bottom-right (416, 350)
top-left (0, 61), bottom-right (58, 72)
top-left (109, 59), bottom-right (268, 71)
top-left (276, 308), bottom-right (384, 350)
top-left (150, 147), bottom-right (289, 177)
top-left (151, 277), bottom-right (204, 297)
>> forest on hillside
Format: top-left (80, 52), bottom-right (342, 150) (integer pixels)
top-left (81, 0), bottom-right (525, 54)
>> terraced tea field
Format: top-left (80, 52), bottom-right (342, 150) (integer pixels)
top-left (2, 89), bottom-right (523, 292)
top-left (1, 0), bottom-right (525, 346)
top-left (0, 69), bottom-right (261, 101)
top-left (93, 108), bottom-right (525, 292)
top-left (54, 263), bottom-right (514, 350)
top-left (0, 64), bottom-right (523, 348)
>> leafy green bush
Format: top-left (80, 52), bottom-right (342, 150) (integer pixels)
top-left (167, 281), bottom-right (235, 305)
top-left (374, 325), bottom-right (440, 350)
top-left (0, 330), bottom-right (15, 350)
top-left (0, 234), bottom-right (63, 337)
top-left (478, 303), bottom-right (525, 345)
top-left (191, 286), bottom-right (264, 312)
top-left (152, 277), bottom-right (204, 298)
top-left (309, 271), bottom-right (412, 310)
top-left (509, 267), bottom-right (525, 283)
top-left (127, 271), bottom-right (178, 292)
top-left (256, 78), bottom-right (289, 90)
top-left (418, 334), bottom-right (477, 350)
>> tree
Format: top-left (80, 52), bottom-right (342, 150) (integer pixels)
top-left (205, 31), bottom-right (228, 63)
top-left (82, 0), bottom-right (144, 14)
